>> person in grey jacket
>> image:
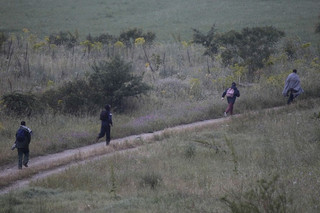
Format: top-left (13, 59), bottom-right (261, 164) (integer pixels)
top-left (221, 82), bottom-right (240, 116)
top-left (14, 121), bottom-right (32, 169)
top-left (282, 69), bottom-right (303, 104)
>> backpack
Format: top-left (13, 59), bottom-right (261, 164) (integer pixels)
top-left (100, 110), bottom-right (112, 123)
top-left (226, 88), bottom-right (234, 97)
top-left (16, 128), bottom-right (26, 142)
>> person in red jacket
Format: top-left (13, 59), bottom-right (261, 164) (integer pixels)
top-left (221, 82), bottom-right (240, 116)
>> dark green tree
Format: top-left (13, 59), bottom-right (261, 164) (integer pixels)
top-left (89, 56), bottom-right (150, 111)
top-left (192, 25), bottom-right (219, 58)
top-left (218, 26), bottom-right (284, 81)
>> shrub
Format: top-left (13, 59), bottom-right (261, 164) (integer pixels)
top-left (48, 31), bottom-right (79, 48)
top-left (221, 175), bottom-right (290, 213)
top-left (56, 79), bottom-right (96, 115)
top-left (119, 28), bottom-right (156, 47)
top-left (192, 24), bottom-right (219, 58)
top-left (217, 26), bottom-right (285, 82)
top-left (1, 92), bottom-right (44, 116)
top-left (140, 172), bottom-right (162, 189)
top-left (89, 56), bottom-right (151, 111)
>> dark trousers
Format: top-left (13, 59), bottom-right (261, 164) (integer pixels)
top-left (287, 89), bottom-right (297, 105)
top-left (17, 148), bottom-right (29, 169)
top-left (225, 103), bottom-right (234, 115)
top-left (98, 121), bottom-right (111, 144)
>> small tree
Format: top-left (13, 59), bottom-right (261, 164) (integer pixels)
top-left (89, 56), bottom-right (150, 111)
top-left (218, 26), bottom-right (285, 82)
top-left (192, 24), bottom-right (219, 58)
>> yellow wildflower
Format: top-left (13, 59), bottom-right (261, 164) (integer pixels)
top-left (135, 37), bottom-right (145, 46)
top-left (114, 41), bottom-right (124, 48)
top-left (22, 28), bottom-right (30, 33)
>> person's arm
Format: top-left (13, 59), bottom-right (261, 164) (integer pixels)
top-left (236, 89), bottom-right (240, 97)
top-left (222, 89), bottom-right (227, 98)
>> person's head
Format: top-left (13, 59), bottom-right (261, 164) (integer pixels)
top-left (293, 69), bottom-right (297, 73)
top-left (21, 121), bottom-right (26, 126)
top-left (231, 82), bottom-right (236, 87)
top-left (104, 104), bottom-right (111, 111)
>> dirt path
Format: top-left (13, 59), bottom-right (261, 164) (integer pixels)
top-left (0, 115), bottom-right (238, 195)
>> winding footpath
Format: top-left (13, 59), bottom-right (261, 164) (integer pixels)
top-left (0, 114), bottom-right (243, 195)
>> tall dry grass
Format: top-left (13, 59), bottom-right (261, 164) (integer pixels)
top-left (0, 34), bottom-right (320, 167)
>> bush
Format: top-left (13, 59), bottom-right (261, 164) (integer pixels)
top-left (89, 56), bottom-right (151, 111)
top-left (140, 172), bottom-right (162, 189)
top-left (221, 175), bottom-right (290, 213)
top-left (1, 92), bottom-right (44, 116)
top-left (48, 31), bottom-right (79, 48)
top-left (217, 26), bottom-right (285, 81)
top-left (119, 28), bottom-right (156, 47)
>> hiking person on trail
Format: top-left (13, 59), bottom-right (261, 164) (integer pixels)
top-left (221, 82), bottom-right (240, 117)
top-left (282, 69), bottom-right (303, 105)
top-left (12, 121), bottom-right (32, 170)
top-left (95, 104), bottom-right (113, 146)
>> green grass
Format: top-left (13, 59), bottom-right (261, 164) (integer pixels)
top-left (0, 0), bottom-right (319, 42)
top-left (1, 98), bottom-right (319, 212)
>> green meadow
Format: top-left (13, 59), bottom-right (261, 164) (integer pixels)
top-left (0, 0), bottom-right (319, 42)
top-left (1, 100), bottom-right (320, 212)
top-left (1, 0), bottom-right (320, 212)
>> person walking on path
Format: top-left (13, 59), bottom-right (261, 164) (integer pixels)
top-left (96, 104), bottom-right (113, 145)
top-left (282, 69), bottom-right (304, 105)
top-left (221, 82), bottom-right (240, 116)
top-left (13, 121), bottom-right (32, 169)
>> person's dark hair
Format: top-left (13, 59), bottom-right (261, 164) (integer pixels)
top-left (21, 121), bottom-right (26, 126)
top-left (231, 82), bottom-right (236, 86)
top-left (293, 69), bottom-right (297, 73)
top-left (104, 104), bottom-right (111, 111)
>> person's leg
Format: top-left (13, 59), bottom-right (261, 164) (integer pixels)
top-left (229, 103), bottom-right (234, 115)
top-left (17, 148), bottom-right (23, 169)
top-left (23, 148), bottom-right (29, 167)
top-left (225, 103), bottom-right (233, 114)
top-left (287, 90), bottom-right (294, 104)
top-left (105, 125), bottom-right (111, 145)
top-left (96, 123), bottom-right (106, 142)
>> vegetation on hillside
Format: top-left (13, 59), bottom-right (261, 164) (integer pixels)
top-left (1, 99), bottom-right (319, 212)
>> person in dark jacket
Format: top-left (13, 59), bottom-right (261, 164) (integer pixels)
top-left (95, 104), bottom-right (113, 145)
top-left (14, 121), bottom-right (32, 169)
top-left (221, 82), bottom-right (240, 116)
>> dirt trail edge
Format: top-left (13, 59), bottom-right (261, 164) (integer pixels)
top-left (0, 115), bottom-right (241, 194)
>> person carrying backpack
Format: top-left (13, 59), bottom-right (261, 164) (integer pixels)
top-left (95, 104), bottom-right (113, 146)
top-left (221, 82), bottom-right (240, 116)
top-left (14, 121), bottom-right (32, 169)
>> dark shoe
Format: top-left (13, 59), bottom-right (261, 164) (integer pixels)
top-left (18, 166), bottom-right (22, 170)
top-left (106, 140), bottom-right (110, 146)
top-left (23, 162), bottom-right (28, 167)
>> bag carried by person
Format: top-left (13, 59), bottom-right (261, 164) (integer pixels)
top-left (16, 128), bottom-right (26, 142)
top-left (226, 88), bottom-right (234, 97)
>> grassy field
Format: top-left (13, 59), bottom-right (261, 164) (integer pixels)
top-left (1, 99), bottom-right (319, 212)
top-left (0, 0), bottom-right (319, 42)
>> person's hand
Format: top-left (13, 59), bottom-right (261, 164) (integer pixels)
top-left (221, 97), bottom-right (224, 100)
